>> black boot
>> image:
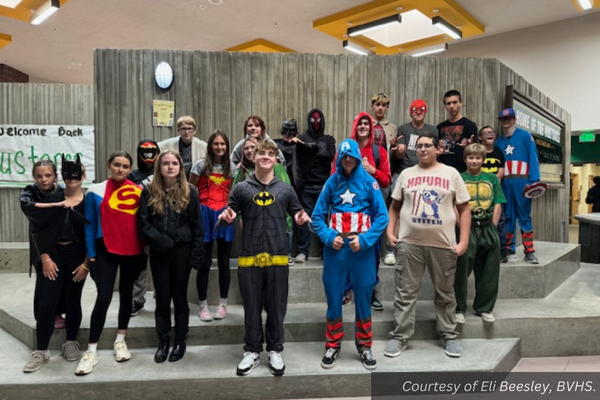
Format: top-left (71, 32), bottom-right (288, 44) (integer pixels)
top-left (154, 335), bottom-right (170, 363)
top-left (169, 338), bottom-right (186, 362)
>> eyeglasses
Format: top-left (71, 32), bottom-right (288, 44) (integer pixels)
top-left (481, 131), bottom-right (496, 136)
top-left (179, 127), bottom-right (194, 132)
top-left (416, 143), bottom-right (435, 149)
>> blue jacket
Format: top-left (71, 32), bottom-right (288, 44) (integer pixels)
top-left (311, 139), bottom-right (389, 250)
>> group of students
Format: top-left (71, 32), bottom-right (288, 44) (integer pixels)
top-left (20, 88), bottom-right (542, 376)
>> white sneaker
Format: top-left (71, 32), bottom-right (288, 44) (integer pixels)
top-left (455, 313), bottom-right (465, 324)
top-left (294, 253), bottom-right (307, 263)
top-left (75, 351), bottom-right (98, 375)
top-left (113, 341), bottom-right (131, 362)
top-left (268, 351), bottom-right (285, 376)
top-left (236, 352), bottom-right (260, 376)
top-left (481, 312), bottom-right (496, 323)
top-left (383, 253), bottom-right (396, 266)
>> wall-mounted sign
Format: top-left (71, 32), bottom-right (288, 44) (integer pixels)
top-left (579, 132), bottom-right (596, 143)
top-left (0, 124), bottom-right (95, 187)
top-left (505, 85), bottom-right (566, 183)
top-left (152, 100), bottom-right (175, 127)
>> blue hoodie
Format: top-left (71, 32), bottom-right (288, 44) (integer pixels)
top-left (311, 139), bottom-right (389, 251)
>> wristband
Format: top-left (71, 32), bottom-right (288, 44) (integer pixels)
top-left (42, 259), bottom-right (52, 264)
top-left (80, 263), bottom-right (90, 272)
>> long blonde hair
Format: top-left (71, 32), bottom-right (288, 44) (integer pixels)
top-left (147, 150), bottom-right (190, 215)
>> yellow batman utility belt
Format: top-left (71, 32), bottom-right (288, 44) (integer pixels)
top-left (238, 253), bottom-right (289, 268)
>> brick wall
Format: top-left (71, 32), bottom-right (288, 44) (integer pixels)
top-left (0, 64), bottom-right (28, 83)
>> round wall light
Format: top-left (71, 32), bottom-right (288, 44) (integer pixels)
top-left (155, 62), bottom-right (174, 90)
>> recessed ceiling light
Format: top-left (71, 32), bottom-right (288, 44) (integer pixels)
top-left (208, 0), bottom-right (223, 4)
top-left (199, 5), bottom-right (206, 10)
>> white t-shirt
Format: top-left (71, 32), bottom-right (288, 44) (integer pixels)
top-left (392, 163), bottom-right (470, 250)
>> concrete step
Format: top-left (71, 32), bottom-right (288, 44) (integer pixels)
top-left (2, 242), bottom-right (580, 303)
top-left (1, 263), bottom-right (598, 357)
top-left (0, 326), bottom-right (520, 400)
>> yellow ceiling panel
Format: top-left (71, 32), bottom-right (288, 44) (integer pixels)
top-left (0, 0), bottom-right (70, 22)
top-left (0, 32), bottom-right (12, 49)
top-left (314, 0), bottom-right (485, 55)
top-left (226, 39), bottom-right (296, 53)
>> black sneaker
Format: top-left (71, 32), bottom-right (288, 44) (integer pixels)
top-left (320, 347), bottom-right (340, 369)
top-left (131, 302), bottom-right (144, 317)
top-left (360, 349), bottom-right (377, 370)
top-left (500, 252), bottom-right (508, 264)
top-left (371, 293), bottom-right (383, 311)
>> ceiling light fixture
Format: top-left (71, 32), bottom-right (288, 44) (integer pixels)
top-left (30, 0), bottom-right (60, 25)
top-left (342, 40), bottom-right (374, 56)
top-left (432, 16), bottom-right (462, 40)
top-left (577, 0), bottom-right (593, 10)
top-left (347, 14), bottom-right (401, 37)
top-left (406, 42), bottom-right (448, 57)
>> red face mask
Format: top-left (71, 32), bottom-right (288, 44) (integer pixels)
top-left (310, 111), bottom-right (321, 132)
top-left (410, 99), bottom-right (428, 116)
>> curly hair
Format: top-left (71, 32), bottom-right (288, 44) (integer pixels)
top-left (147, 150), bottom-right (190, 215)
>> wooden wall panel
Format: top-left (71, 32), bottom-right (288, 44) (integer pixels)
top-left (0, 51), bottom-right (571, 245)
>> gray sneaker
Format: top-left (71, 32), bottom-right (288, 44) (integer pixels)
top-left (383, 339), bottom-right (406, 358)
top-left (62, 341), bottom-right (81, 362)
top-left (524, 252), bottom-right (539, 264)
top-left (23, 350), bottom-right (50, 373)
top-left (444, 339), bottom-right (462, 358)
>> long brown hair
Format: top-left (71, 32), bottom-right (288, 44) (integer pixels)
top-left (201, 129), bottom-right (232, 178)
top-left (238, 136), bottom-right (258, 181)
top-left (147, 150), bottom-right (190, 215)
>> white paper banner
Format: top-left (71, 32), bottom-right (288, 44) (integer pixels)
top-left (0, 124), bottom-right (95, 187)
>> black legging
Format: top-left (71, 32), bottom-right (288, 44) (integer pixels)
top-left (196, 239), bottom-right (232, 301)
top-left (88, 239), bottom-right (146, 343)
top-left (35, 242), bottom-right (86, 350)
top-left (150, 243), bottom-right (192, 340)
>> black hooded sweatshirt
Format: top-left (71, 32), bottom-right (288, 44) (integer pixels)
top-left (294, 108), bottom-right (336, 192)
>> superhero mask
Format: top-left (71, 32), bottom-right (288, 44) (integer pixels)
top-left (281, 119), bottom-right (298, 137)
top-left (310, 111), bottom-right (321, 132)
top-left (410, 99), bottom-right (428, 116)
top-left (61, 154), bottom-right (83, 181)
top-left (139, 141), bottom-right (159, 167)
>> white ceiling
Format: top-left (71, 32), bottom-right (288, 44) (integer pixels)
top-left (0, 0), bottom-right (597, 84)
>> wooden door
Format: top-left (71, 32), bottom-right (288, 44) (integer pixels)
top-left (570, 173), bottom-right (580, 224)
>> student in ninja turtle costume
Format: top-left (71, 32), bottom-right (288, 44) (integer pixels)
top-left (454, 144), bottom-right (506, 324)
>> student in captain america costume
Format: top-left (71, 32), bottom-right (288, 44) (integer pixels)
top-left (312, 138), bottom-right (389, 371)
top-left (495, 108), bottom-right (541, 264)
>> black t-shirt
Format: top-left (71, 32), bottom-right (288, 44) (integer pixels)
top-left (482, 147), bottom-right (505, 177)
top-left (437, 117), bottom-right (478, 173)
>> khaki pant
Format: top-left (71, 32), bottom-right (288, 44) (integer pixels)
top-left (389, 242), bottom-right (459, 341)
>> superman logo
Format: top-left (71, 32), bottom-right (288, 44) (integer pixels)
top-left (210, 175), bottom-right (226, 186)
top-left (108, 185), bottom-right (142, 215)
top-left (253, 191), bottom-right (275, 206)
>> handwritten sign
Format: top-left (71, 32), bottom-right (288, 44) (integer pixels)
top-left (0, 124), bottom-right (95, 187)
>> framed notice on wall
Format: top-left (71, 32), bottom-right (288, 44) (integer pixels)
top-left (153, 100), bottom-right (175, 127)
top-left (504, 86), bottom-right (565, 184)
